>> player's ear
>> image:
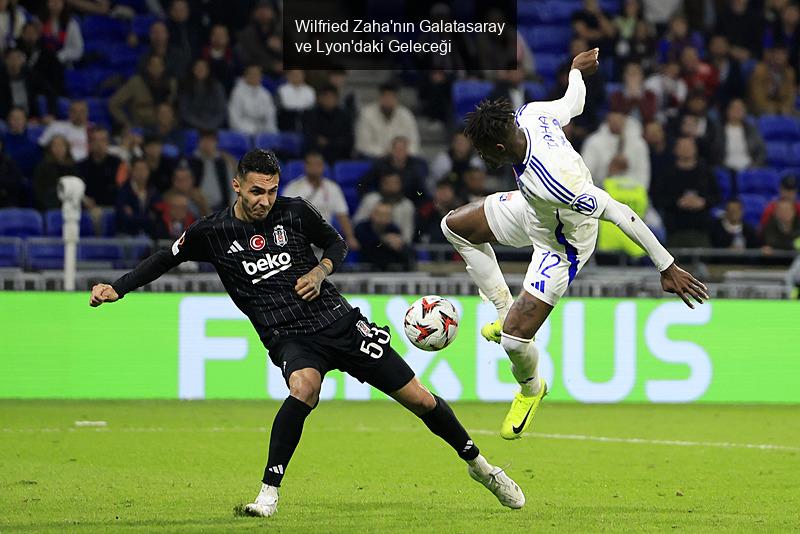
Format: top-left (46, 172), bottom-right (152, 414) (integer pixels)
top-left (232, 175), bottom-right (241, 193)
top-left (495, 143), bottom-right (506, 153)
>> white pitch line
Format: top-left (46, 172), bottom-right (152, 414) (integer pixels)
top-left (2, 426), bottom-right (798, 452)
top-left (468, 429), bottom-right (800, 452)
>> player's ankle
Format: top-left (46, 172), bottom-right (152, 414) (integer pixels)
top-left (467, 454), bottom-right (493, 477)
top-left (519, 378), bottom-right (541, 397)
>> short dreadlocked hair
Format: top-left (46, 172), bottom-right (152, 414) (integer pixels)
top-left (237, 149), bottom-right (281, 179)
top-left (463, 98), bottom-right (516, 146)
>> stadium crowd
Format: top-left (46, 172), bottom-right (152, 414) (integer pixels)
top-left (0, 0), bottom-right (799, 271)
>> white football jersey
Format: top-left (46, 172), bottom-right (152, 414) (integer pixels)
top-left (510, 97), bottom-right (607, 252)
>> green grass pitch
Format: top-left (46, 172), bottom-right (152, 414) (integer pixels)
top-left (1, 401), bottom-right (798, 532)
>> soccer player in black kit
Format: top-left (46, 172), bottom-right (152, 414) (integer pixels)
top-left (89, 150), bottom-right (524, 517)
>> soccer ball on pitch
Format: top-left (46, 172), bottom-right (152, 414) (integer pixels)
top-left (403, 296), bottom-right (459, 351)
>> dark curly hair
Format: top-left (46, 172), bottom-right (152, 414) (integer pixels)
top-left (237, 149), bottom-right (281, 180)
top-left (463, 98), bottom-right (516, 146)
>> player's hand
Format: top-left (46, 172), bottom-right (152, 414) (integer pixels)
top-left (89, 283), bottom-right (119, 307)
top-left (660, 263), bottom-right (709, 309)
top-left (295, 268), bottom-right (324, 302)
top-left (571, 48), bottom-right (599, 76)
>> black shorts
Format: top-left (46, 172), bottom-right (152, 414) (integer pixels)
top-left (267, 309), bottom-right (416, 395)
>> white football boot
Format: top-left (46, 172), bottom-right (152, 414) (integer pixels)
top-left (244, 484), bottom-right (279, 517)
top-left (468, 465), bottom-right (525, 509)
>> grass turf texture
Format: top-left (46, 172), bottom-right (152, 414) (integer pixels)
top-left (1, 401), bottom-right (798, 533)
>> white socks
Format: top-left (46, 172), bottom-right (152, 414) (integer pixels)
top-left (467, 454), bottom-right (494, 476)
top-left (441, 217), bottom-right (514, 322)
top-left (500, 333), bottom-right (541, 397)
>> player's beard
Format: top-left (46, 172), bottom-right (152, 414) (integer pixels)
top-left (239, 195), bottom-right (269, 222)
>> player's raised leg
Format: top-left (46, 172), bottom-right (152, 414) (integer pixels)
top-left (389, 377), bottom-right (525, 509)
top-left (441, 199), bottom-right (513, 342)
top-left (245, 367), bottom-right (322, 517)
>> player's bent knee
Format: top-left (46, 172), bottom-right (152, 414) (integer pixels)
top-left (288, 372), bottom-right (322, 407)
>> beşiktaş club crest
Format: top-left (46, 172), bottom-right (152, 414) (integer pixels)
top-left (273, 225), bottom-right (288, 247)
top-left (250, 234), bottom-right (266, 251)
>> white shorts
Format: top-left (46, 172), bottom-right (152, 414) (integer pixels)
top-left (484, 191), bottom-right (597, 306)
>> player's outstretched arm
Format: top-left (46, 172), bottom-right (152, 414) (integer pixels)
top-left (89, 283), bottom-right (119, 307)
top-left (544, 48), bottom-right (598, 121)
top-left (598, 197), bottom-right (709, 308)
top-left (88, 248), bottom-right (184, 307)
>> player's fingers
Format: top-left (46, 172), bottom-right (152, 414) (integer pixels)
top-left (677, 291), bottom-right (694, 309)
top-left (691, 282), bottom-right (709, 300)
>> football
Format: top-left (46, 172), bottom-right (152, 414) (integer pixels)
top-left (403, 295), bottom-right (460, 351)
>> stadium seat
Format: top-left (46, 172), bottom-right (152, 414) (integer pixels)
top-left (281, 159), bottom-right (332, 182)
top-left (87, 97), bottom-right (112, 128)
top-left (44, 210), bottom-right (96, 237)
top-left (738, 169), bottom-right (781, 196)
top-left (56, 96), bottom-right (71, 119)
top-left (78, 239), bottom-right (124, 266)
top-left (132, 14), bottom-right (160, 37)
top-left (452, 80), bottom-right (493, 121)
top-left (765, 142), bottom-right (792, 168)
top-left (254, 132), bottom-right (304, 158)
top-left (714, 167), bottom-right (734, 201)
top-left (757, 115), bottom-right (800, 141)
top-left (26, 124), bottom-right (44, 143)
top-left (0, 237), bottom-right (23, 268)
top-left (99, 210), bottom-right (116, 237)
top-left (217, 130), bottom-right (252, 159)
top-left (539, 0), bottom-right (580, 23)
top-left (333, 160), bottom-right (372, 187)
top-left (517, 1), bottom-right (542, 24)
top-left (534, 53), bottom-right (565, 83)
top-left (739, 193), bottom-right (770, 227)
top-left (790, 143), bottom-right (800, 168)
top-left (25, 237), bottom-right (64, 270)
top-left (116, 0), bottom-right (149, 13)
top-left (183, 129), bottom-right (199, 154)
top-left (65, 69), bottom-right (108, 98)
top-left (520, 25), bottom-right (572, 53)
top-left (161, 143), bottom-right (180, 159)
top-left (81, 15), bottom-right (128, 41)
top-left (523, 81), bottom-right (549, 101)
top-left (0, 208), bottom-right (44, 237)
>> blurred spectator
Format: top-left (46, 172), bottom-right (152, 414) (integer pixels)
top-left (354, 201), bottom-right (411, 271)
top-left (707, 34), bottom-right (746, 108)
top-left (188, 129), bottom-right (235, 211)
top-left (416, 3), bottom-right (469, 72)
top-left (748, 43), bottom-right (797, 115)
top-left (643, 121), bottom-right (671, 207)
top-left (710, 199), bottom-right (760, 249)
top-left (644, 60), bottom-right (688, 121)
top-left (39, 99), bottom-right (89, 161)
top-left (657, 15), bottom-right (704, 63)
top-left (138, 21), bottom-right (187, 80)
top-left (680, 46), bottom-right (719, 100)
top-left (672, 91), bottom-right (721, 164)
top-left (17, 21), bottom-right (64, 95)
top-left (416, 180), bottom-right (462, 244)
top-left (154, 191), bottom-right (195, 239)
top-left (581, 111), bottom-right (649, 189)
top-left (609, 62), bottom-right (657, 123)
top-left (417, 70), bottom-right (453, 125)
top-left (715, 0), bottom-right (765, 62)
top-left (656, 137), bottom-right (720, 247)
top-left (302, 83), bottom-right (353, 164)
top-left (613, 0), bottom-right (656, 72)
top-left (0, 0), bottom-right (27, 53)
top-left (488, 67), bottom-right (534, 111)
top-left (39, 0), bottom-right (83, 65)
top-left (0, 136), bottom-right (23, 207)
top-left (110, 54), bottom-right (177, 130)
top-left (2, 107), bottom-right (41, 177)
top-left (235, 0), bottom-right (282, 77)
top-left (361, 136), bottom-right (428, 204)
top-left (148, 102), bottom-right (185, 148)
top-left (282, 151), bottom-right (359, 250)
top-left (0, 47), bottom-right (56, 119)
top-left (163, 162), bottom-right (209, 217)
top-left (201, 24), bottom-right (236, 93)
top-left (759, 175), bottom-right (800, 229)
top-left (142, 134), bottom-right (176, 193)
top-left (429, 131), bottom-right (485, 193)
top-left (354, 172), bottom-right (415, 243)
top-left (714, 98), bottom-right (766, 171)
top-left (327, 69), bottom-right (357, 123)
top-left (178, 58), bottom-right (227, 131)
top-left (767, 3), bottom-right (799, 76)
top-left (228, 64), bottom-right (277, 135)
top-left (33, 134), bottom-right (76, 210)
top-left (77, 126), bottom-right (122, 209)
top-left (107, 126), bottom-right (143, 164)
top-left (460, 167), bottom-right (490, 203)
top-left (641, 0), bottom-right (682, 30)
top-left (762, 198), bottom-right (800, 251)
top-left (277, 69), bottom-right (315, 132)
top-left (115, 157), bottom-right (160, 236)
top-left (571, 0), bottom-right (615, 49)
top-left (65, 0), bottom-right (110, 15)
top-left (355, 82), bottom-right (419, 158)
top-left (166, 0), bottom-right (199, 70)
top-left (597, 155), bottom-right (650, 260)
top-left (474, 9), bottom-right (517, 72)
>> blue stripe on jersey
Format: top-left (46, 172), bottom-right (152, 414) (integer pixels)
top-left (521, 126), bottom-right (533, 164)
top-left (527, 161), bottom-right (572, 204)
top-left (529, 155), bottom-right (575, 201)
top-left (554, 211), bottom-right (579, 285)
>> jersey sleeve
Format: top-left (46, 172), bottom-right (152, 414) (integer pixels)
top-left (523, 164), bottom-right (611, 219)
top-left (516, 69), bottom-right (585, 126)
top-left (169, 219), bottom-right (210, 262)
top-left (298, 199), bottom-right (348, 272)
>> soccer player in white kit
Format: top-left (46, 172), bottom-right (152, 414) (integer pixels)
top-left (441, 49), bottom-right (709, 440)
